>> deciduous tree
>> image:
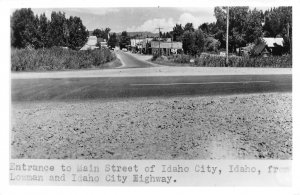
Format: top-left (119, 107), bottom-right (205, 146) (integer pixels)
top-left (36, 13), bottom-right (50, 48)
top-left (172, 24), bottom-right (184, 41)
top-left (48, 11), bottom-right (68, 47)
top-left (11, 8), bottom-right (38, 48)
top-left (67, 16), bottom-right (89, 50)
top-left (108, 32), bottom-right (118, 48)
top-left (182, 29), bottom-right (205, 56)
top-left (120, 31), bottom-right (130, 49)
top-left (92, 28), bottom-right (111, 40)
top-left (184, 23), bottom-right (194, 32)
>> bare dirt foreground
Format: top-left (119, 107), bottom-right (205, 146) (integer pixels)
top-left (11, 93), bottom-right (292, 160)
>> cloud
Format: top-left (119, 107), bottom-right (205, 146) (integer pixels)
top-left (32, 8), bottom-right (119, 20)
top-left (178, 13), bottom-right (203, 29)
top-left (178, 7), bottom-right (212, 13)
top-left (126, 17), bottom-right (175, 32)
top-left (70, 8), bottom-right (120, 16)
top-left (126, 12), bottom-right (212, 32)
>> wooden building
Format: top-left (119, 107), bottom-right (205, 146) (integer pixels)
top-left (151, 41), bottom-right (183, 55)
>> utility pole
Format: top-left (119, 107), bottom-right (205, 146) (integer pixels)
top-left (156, 27), bottom-right (163, 56)
top-left (226, 6), bottom-right (229, 66)
top-left (287, 22), bottom-right (291, 54)
top-left (171, 34), bottom-right (173, 55)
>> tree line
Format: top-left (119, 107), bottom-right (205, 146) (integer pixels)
top-left (110, 7), bottom-right (292, 56)
top-left (11, 7), bottom-right (292, 55)
top-left (11, 8), bottom-right (89, 50)
top-left (162, 6), bottom-right (292, 55)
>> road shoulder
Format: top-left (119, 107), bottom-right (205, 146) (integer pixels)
top-left (11, 66), bottom-right (292, 79)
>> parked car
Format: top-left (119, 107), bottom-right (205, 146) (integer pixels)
top-left (122, 48), bottom-right (128, 52)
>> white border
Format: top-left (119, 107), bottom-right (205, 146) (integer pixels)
top-left (1, 0), bottom-right (300, 194)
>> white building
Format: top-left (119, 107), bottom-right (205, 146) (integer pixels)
top-left (262, 37), bottom-right (284, 47)
top-left (80, 36), bottom-right (99, 50)
top-left (130, 39), bottom-right (144, 47)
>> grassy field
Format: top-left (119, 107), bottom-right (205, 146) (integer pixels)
top-left (11, 47), bottom-right (117, 71)
top-left (11, 93), bottom-right (292, 159)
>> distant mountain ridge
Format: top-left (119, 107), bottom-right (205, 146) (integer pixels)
top-left (116, 31), bottom-right (159, 38)
top-left (88, 31), bottom-right (159, 38)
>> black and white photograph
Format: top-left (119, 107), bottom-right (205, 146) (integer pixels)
top-left (10, 6), bottom-right (292, 160)
top-left (6, 2), bottom-right (296, 188)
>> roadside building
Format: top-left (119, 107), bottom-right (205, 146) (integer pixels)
top-left (130, 39), bottom-right (144, 47)
top-left (140, 38), bottom-right (153, 54)
top-left (130, 38), bottom-right (153, 54)
top-left (252, 37), bottom-right (284, 56)
top-left (164, 38), bottom-right (172, 42)
top-left (263, 37), bottom-right (284, 48)
top-left (151, 41), bottom-right (183, 56)
top-left (130, 39), bottom-right (144, 53)
top-left (80, 36), bottom-right (98, 50)
top-left (238, 44), bottom-right (255, 56)
top-left (97, 38), bottom-right (108, 48)
top-left (80, 36), bottom-right (108, 50)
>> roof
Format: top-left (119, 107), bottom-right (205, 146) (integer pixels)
top-left (80, 36), bottom-right (98, 50)
top-left (151, 41), bottom-right (182, 49)
top-left (241, 44), bottom-right (255, 52)
top-left (80, 45), bottom-right (99, 50)
top-left (100, 42), bottom-right (107, 47)
top-left (86, 36), bottom-right (98, 46)
top-left (262, 38), bottom-right (284, 47)
top-left (97, 38), bottom-right (105, 43)
top-left (252, 43), bottom-right (267, 55)
top-left (146, 38), bottom-right (153, 42)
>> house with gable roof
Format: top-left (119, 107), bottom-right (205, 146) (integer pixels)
top-left (252, 37), bottom-right (284, 56)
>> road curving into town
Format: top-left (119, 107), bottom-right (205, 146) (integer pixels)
top-left (115, 50), bottom-right (159, 68)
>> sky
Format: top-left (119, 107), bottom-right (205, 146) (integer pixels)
top-left (31, 7), bottom-right (269, 33)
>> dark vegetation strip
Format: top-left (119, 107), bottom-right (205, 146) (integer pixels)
top-left (11, 47), bottom-right (116, 71)
top-left (152, 54), bottom-right (292, 68)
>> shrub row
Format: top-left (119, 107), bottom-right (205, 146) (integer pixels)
top-left (172, 54), bottom-right (191, 64)
top-left (11, 47), bottom-right (116, 71)
top-left (194, 53), bottom-right (292, 68)
top-left (152, 54), bottom-right (191, 64)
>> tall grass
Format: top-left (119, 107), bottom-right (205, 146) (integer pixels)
top-left (173, 54), bottom-right (191, 63)
top-left (11, 47), bottom-right (116, 71)
top-left (194, 53), bottom-right (292, 68)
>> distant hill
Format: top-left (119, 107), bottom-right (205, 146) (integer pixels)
top-left (117, 31), bottom-right (159, 38)
top-left (88, 31), bottom-right (159, 38)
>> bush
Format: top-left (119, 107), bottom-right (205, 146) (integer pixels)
top-left (151, 52), bottom-right (159, 61)
top-left (194, 53), bottom-right (292, 68)
top-left (204, 37), bottom-right (221, 52)
top-left (172, 54), bottom-right (191, 63)
top-left (194, 53), bottom-right (225, 67)
top-left (11, 47), bottom-right (116, 71)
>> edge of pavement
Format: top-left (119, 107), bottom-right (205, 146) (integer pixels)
top-left (11, 66), bottom-right (292, 79)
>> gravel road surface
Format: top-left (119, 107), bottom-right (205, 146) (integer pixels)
top-left (11, 93), bottom-right (292, 159)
